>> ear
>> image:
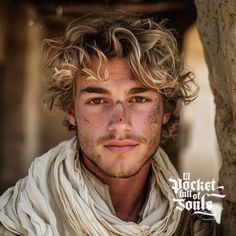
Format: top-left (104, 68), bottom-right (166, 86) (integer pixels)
top-left (162, 113), bottom-right (171, 125)
top-left (65, 109), bottom-right (76, 126)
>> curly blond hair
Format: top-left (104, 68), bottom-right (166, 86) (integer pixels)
top-left (43, 12), bottom-right (198, 143)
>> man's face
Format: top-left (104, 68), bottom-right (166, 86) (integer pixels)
top-left (67, 58), bottom-right (170, 178)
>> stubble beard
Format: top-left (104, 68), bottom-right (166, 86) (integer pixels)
top-left (77, 131), bottom-right (162, 179)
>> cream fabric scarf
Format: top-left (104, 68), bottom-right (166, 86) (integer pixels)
top-left (0, 138), bottom-right (181, 236)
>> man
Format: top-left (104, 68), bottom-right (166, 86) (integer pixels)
top-left (0, 13), bottom-right (219, 235)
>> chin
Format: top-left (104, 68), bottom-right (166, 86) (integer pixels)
top-left (100, 158), bottom-right (150, 179)
top-left (103, 169), bottom-right (141, 179)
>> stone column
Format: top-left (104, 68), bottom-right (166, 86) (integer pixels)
top-left (0, 4), bottom-right (42, 193)
top-left (195, 0), bottom-right (236, 235)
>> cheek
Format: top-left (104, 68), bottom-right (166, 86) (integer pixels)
top-left (146, 101), bottom-right (163, 124)
top-left (133, 105), bottom-right (163, 127)
top-left (144, 106), bottom-right (164, 150)
top-left (131, 105), bottom-right (163, 146)
top-left (75, 110), bottom-right (99, 152)
top-left (146, 108), bottom-right (159, 124)
top-left (75, 107), bottom-right (109, 129)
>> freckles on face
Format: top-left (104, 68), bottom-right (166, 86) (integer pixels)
top-left (137, 96), bottom-right (164, 151)
top-left (131, 94), bottom-right (163, 128)
top-left (146, 98), bottom-right (163, 124)
top-left (76, 106), bottom-right (107, 129)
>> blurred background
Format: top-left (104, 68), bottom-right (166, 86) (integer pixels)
top-left (0, 0), bottom-right (221, 221)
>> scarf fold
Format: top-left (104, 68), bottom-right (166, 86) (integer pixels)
top-left (0, 138), bottom-right (181, 236)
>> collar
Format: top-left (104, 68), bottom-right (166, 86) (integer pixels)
top-left (79, 156), bottom-right (168, 224)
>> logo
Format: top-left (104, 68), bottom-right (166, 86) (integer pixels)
top-left (169, 173), bottom-right (225, 217)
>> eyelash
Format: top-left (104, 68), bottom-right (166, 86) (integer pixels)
top-left (129, 96), bottom-right (149, 103)
top-left (87, 96), bottom-right (149, 105)
top-left (87, 98), bottom-right (107, 105)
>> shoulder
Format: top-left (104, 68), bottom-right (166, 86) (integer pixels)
top-left (0, 224), bottom-right (18, 236)
top-left (174, 210), bottom-right (221, 236)
top-left (26, 137), bottom-right (77, 177)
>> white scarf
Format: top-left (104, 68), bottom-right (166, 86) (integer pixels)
top-left (0, 138), bottom-right (181, 236)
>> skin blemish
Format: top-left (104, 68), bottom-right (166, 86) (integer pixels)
top-left (81, 113), bottom-right (104, 128)
top-left (83, 117), bottom-right (90, 123)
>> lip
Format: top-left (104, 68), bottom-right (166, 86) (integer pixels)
top-left (104, 140), bottom-right (138, 153)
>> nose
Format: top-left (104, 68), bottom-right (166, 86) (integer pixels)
top-left (108, 101), bottom-right (131, 133)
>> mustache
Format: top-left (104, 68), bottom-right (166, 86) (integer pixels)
top-left (96, 134), bottom-right (147, 145)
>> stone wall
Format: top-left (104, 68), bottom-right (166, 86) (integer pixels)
top-left (195, 0), bottom-right (236, 235)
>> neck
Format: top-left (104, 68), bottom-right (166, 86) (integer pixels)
top-left (82, 156), bottom-right (152, 223)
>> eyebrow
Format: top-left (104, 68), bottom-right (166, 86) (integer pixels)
top-left (79, 86), bottom-right (151, 95)
top-left (128, 87), bottom-right (151, 94)
top-left (80, 86), bottom-right (111, 95)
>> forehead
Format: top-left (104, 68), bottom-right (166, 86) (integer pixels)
top-left (76, 57), bottom-right (142, 88)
